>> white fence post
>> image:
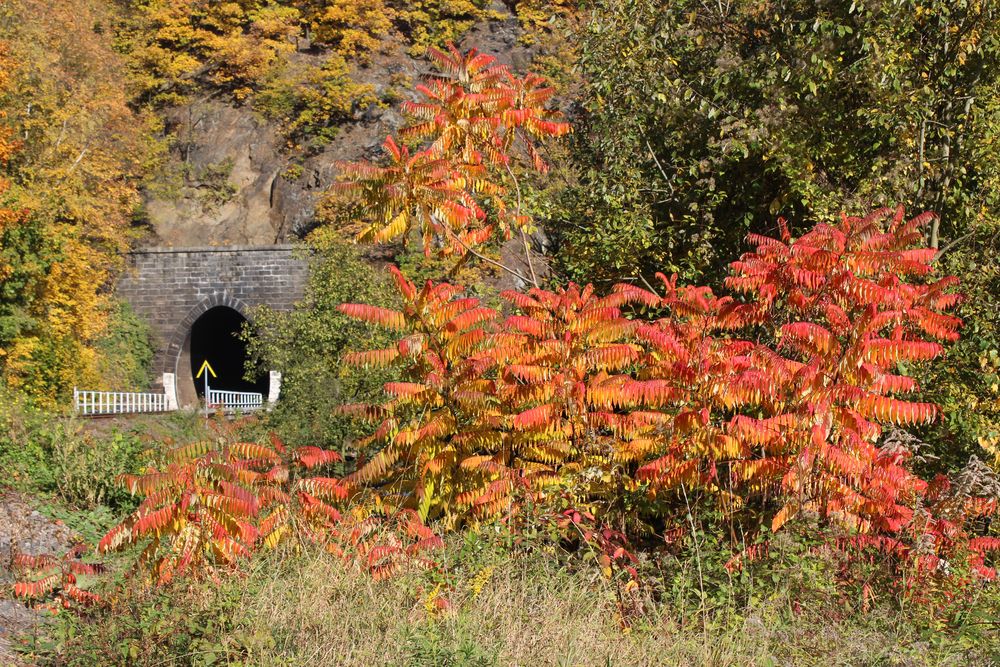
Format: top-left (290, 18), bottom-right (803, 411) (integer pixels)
top-left (72, 388), bottom-right (176, 416)
top-left (267, 371), bottom-right (282, 407)
top-left (205, 388), bottom-right (265, 414)
top-left (163, 372), bottom-right (178, 411)
top-left (74, 379), bottom-right (265, 417)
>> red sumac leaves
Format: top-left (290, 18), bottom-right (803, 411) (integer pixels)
top-left (341, 208), bottom-right (996, 584)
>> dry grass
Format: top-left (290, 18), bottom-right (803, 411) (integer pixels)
top-left (18, 530), bottom-right (996, 666)
top-left (216, 545), bottom-right (993, 667)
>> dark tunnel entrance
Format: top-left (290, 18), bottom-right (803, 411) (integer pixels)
top-left (188, 306), bottom-right (268, 398)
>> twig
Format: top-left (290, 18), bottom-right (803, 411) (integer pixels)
top-left (54, 119), bottom-right (67, 150)
top-left (637, 273), bottom-right (658, 294)
top-left (645, 138), bottom-right (672, 186)
top-left (932, 230), bottom-right (975, 263)
top-left (504, 162), bottom-right (539, 288)
top-left (65, 148), bottom-right (87, 176)
top-left (681, 483), bottom-right (708, 636)
top-left (916, 118), bottom-right (926, 200)
top-left (445, 228), bottom-right (534, 287)
top-left (519, 228), bottom-right (538, 288)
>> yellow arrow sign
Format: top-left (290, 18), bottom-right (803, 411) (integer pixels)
top-left (196, 360), bottom-right (217, 379)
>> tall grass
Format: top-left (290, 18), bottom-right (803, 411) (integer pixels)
top-left (29, 534), bottom-right (999, 666)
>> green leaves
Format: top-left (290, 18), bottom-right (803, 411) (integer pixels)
top-left (554, 0), bottom-right (1000, 477)
top-left (558, 0), bottom-right (1000, 287)
top-left (242, 232), bottom-right (400, 449)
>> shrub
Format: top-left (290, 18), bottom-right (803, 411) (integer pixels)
top-left (0, 387), bottom-right (149, 510)
top-left (0, 387), bottom-right (65, 493)
top-left (93, 300), bottom-right (154, 392)
top-left (95, 419), bottom-right (442, 585)
top-left (31, 578), bottom-right (247, 665)
top-left (255, 55), bottom-right (379, 149)
top-left (11, 543), bottom-right (105, 609)
top-left (122, 0), bottom-right (300, 105)
top-left (308, 0), bottom-right (394, 59)
top-left (338, 208), bottom-right (999, 591)
top-left (242, 231), bottom-right (400, 449)
top-left (556, 0), bottom-right (1000, 473)
top-left (50, 429), bottom-right (149, 510)
top-left (332, 44), bottom-right (570, 285)
top-left (393, 0), bottom-right (493, 56)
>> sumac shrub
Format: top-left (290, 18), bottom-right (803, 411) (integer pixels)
top-left (338, 208), bottom-right (999, 590)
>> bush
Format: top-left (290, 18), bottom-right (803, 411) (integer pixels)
top-left (0, 387), bottom-right (148, 510)
top-left (242, 230), bottom-right (400, 450)
top-left (0, 388), bottom-right (65, 493)
top-left (308, 0), bottom-right (394, 59)
top-left (94, 300), bottom-right (155, 392)
top-left (27, 581), bottom-right (246, 666)
top-left (554, 0), bottom-right (1000, 472)
top-left (393, 0), bottom-right (493, 56)
top-left (336, 209), bottom-right (1000, 597)
top-left (49, 430), bottom-right (149, 510)
top-left (255, 55), bottom-right (378, 150)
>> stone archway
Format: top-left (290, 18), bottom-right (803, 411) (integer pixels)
top-left (168, 292), bottom-right (267, 408)
top-left (117, 245), bottom-right (307, 405)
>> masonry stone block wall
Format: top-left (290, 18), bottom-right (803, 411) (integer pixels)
top-left (116, 245), bottom-right (308, 405)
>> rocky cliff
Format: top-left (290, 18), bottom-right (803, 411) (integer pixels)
top-left (141, 4), bottom-right (533, 248)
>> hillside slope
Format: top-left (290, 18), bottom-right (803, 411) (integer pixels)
top-left (139, 2), bottom-right (536, 247)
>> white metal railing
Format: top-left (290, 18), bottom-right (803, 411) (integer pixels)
top-left (74, 388), bottom-right (171, 416)
top-left (206, 388), bottom-right (264, 413)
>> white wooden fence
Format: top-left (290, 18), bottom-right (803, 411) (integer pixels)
top-left (206, 388), bottom-right (264, 413)
top-left (74, 388), bottom-right (171, 416)
top-left (74, 372), bottom-right (276, 416)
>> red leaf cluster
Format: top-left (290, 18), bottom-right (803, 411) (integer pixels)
top-left (339, 208), bottom-right (998, 584)
top-left (92, 422), bottom-right (443, 587)
top-left (11, 543), bottom-right (104, 609)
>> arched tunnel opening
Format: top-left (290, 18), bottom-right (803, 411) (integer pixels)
top-left (188, 306), bottom-right (268, 398)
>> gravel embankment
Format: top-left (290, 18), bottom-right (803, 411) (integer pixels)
top-left (0, 491), bottom-right (78, 665)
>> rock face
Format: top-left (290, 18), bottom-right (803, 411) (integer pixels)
top-left (0, 491), bottom-right (77, 665)
top-left (142, 3), bottom-right (529, 248)
top-left (146, 101), bottom-right (285, 246)
top-left (144, 88), bottom-right (409, 246)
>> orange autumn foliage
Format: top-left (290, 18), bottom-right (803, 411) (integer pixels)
top-left (338, 208), bottom-right (998, 584)
top-left (334, 45), bottom-right (570, 261)
top-left (95, 421), bottom-right (442, 586)
top-left (10, 543), bottom-right (105, 609)
top-left (0, 0), bottom-right (161, 400)
top-left (32, 209), bottom-right (992, 602)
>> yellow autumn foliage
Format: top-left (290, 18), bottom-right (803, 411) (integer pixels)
top-left (0, 43), bottom-right (28, 288)
top-left (1, 0), bottom-right (569, 404)
top-left (395, 0), bottom-right (493, 56)
top-left (309, 0), bottom-right (395, 59)
top-left (0, 0), bottom-right (161, 403)
top-left (120, 0), bottom-right (513, 106)
top-left (122, 0), bottom-right (300, 104)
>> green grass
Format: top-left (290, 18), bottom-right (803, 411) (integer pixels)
top-left (1, 396), bottom-right (206, 509)
top-left (0, 400), bottom-right (209, 549)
